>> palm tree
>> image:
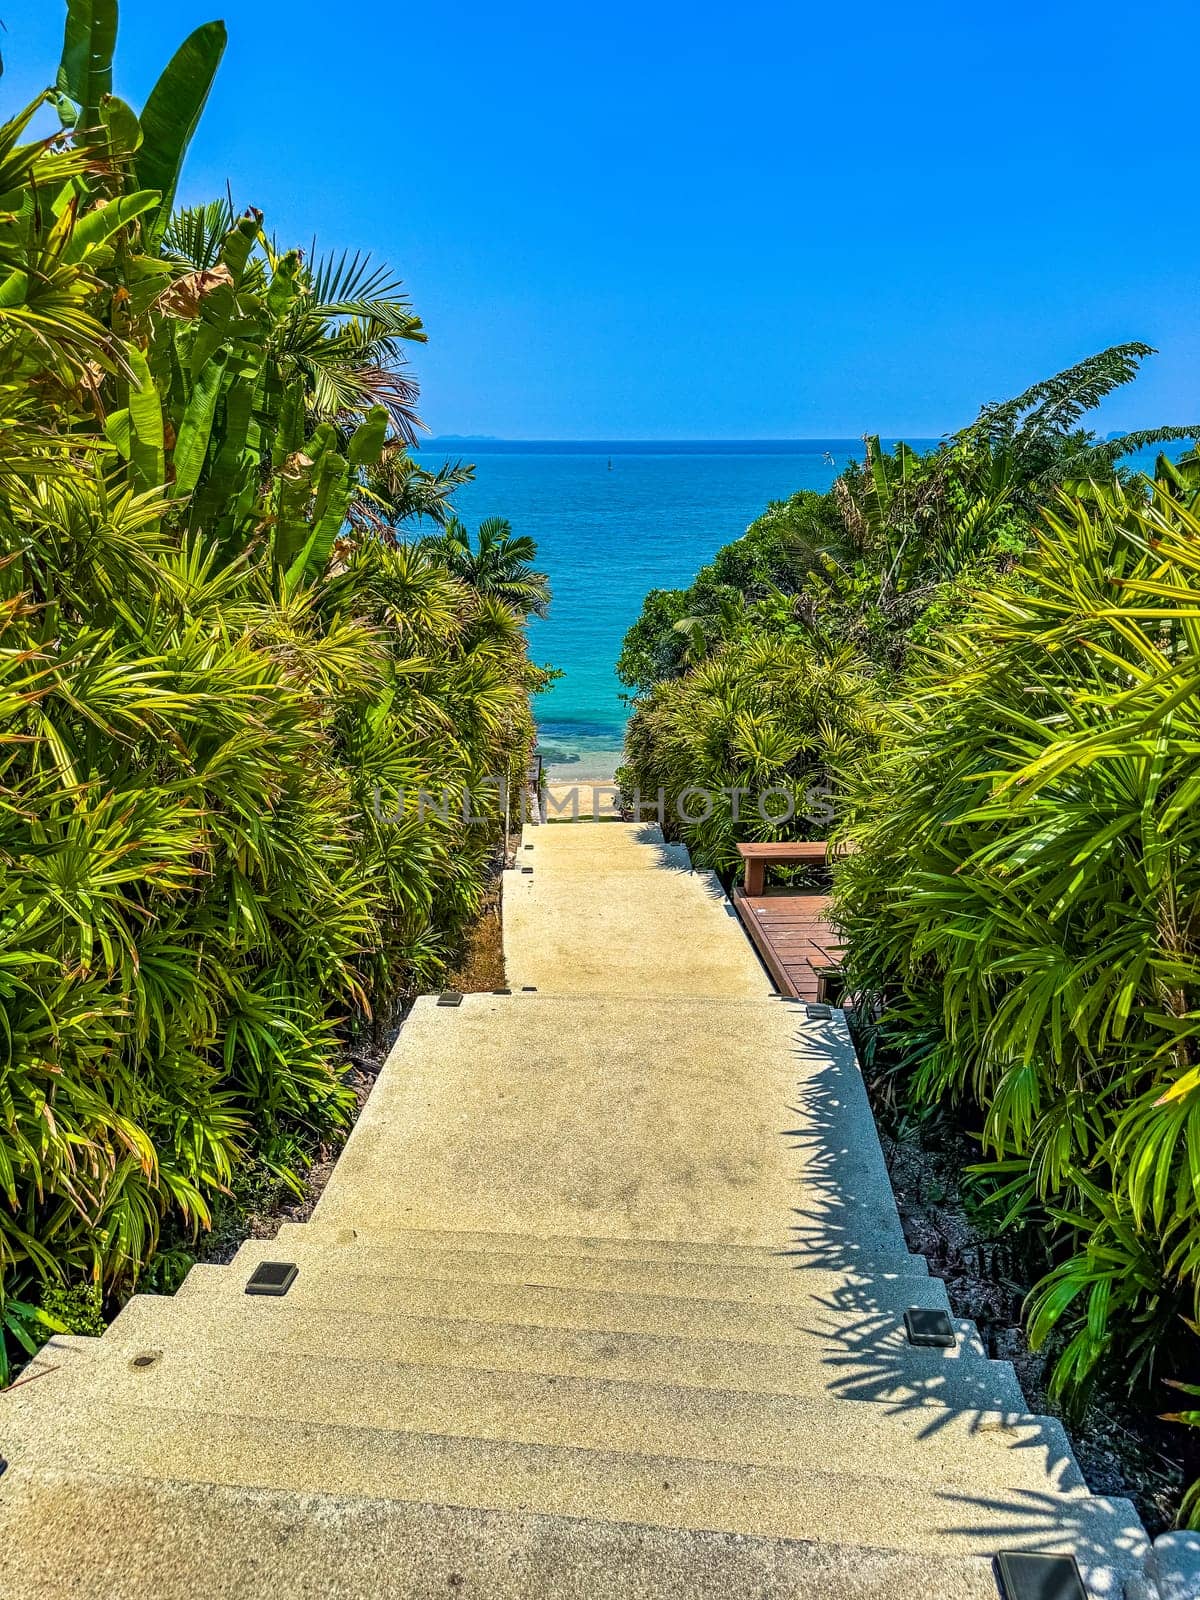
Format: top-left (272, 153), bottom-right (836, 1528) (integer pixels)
top-left (951, 342), bottom-right (1198, 485)
top-left (421, 517), bottom-right (551, 617)
top-left (164, 204), bottom-right (427, 444)
top-left (350, 445), bottom-right (476, 537)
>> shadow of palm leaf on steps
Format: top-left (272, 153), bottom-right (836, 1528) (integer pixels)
top-left (776, 1015), bottom-right (916, 1268)
top-left (929, 1486), bottom-right (1147, 1595)
top-left (766, 1015), bottom-right (1087, 1504)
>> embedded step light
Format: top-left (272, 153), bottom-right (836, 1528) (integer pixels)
top-left (245, 1262), bottom-right (298, 1297)
top-left (904, 1307), bottom-right (956, 1348)
top-left (437, 991), bottom-right (464, 1007)
top-left (994, 1551), bottom-right (1087, 1600)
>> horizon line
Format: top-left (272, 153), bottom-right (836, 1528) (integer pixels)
top-left (419, 433), bottom-right (930, 442)
top-left (417, 429), bottom-right (1168, 449)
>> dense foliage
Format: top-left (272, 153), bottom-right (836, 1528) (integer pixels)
top-left (837, 469), bottom-right (1200, 1409)
top-left (620, 350), bottom-right (1200, 1515)
top-left (623, 639), bottom-right (876, 874)
top-left (621, 347), bottom-right (1191, 866)
top-left (0, 4), bottom-right (540, 1376)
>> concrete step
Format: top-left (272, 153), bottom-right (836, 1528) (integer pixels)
top-left (0, 1464), bottom-right (1019, 1600)
top-left (242, 1233), bottom-right (937, 1308)
top-left (519, 822), bottom-right (692, 871)
top-left (513, 864), bottom-right (743, 933)
top-left (273, 1219), bottom-right (931, 1277)
top-left (22, 1336), bottom-right (1083, 1495)
top-left (503, 869), bottom-right (769, 998)
top-left (311, 995), bottom-right (905, 1260)
top-left (158, 1268), bottom-right (1026, 1410)
top-left (0, 1400), bottom-right (1146, 1583)
top-left (96, 1293), bottom-right (979, 1405)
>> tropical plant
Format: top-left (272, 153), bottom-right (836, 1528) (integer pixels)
top-left (949, 343), bottom-right (1199, 488)
top-left (420, 515), bottom-right (552, 617)
top-left (352, 446), bottom-right (476, 535)
top-left (623, 635), bottom-right (876, 871)
top-left (620, 347), bottom-right (1198, 694)
top-left (834, 464), bottom-right (1200, 1469)
top-left (0, 0), bottom-right (542, 1381)
top-left (617, 490), bottom-right (842, 691)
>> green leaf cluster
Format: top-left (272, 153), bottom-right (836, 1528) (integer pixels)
top-left (835, 462), bottom-right (1200, 1509)
top-left (0, 1), bottom-right (539, 1378)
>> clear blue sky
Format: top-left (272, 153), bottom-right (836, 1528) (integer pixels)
top-left (4, 1), bottom-right (1197, 439)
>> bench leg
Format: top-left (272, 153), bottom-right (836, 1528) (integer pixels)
top-left (744, 860), bottom-right (765, 896)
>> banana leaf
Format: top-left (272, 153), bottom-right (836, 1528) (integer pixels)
top-left (63, 190), bottom-right (159, 264)
top-left (57, 0), bottom-right (117, 129)
top-left (135, 23), bottom-right (227, 243)
top-left (125, 346), bottom-right (164, 498)
top-left (172, 349), bottom-right (230, 497)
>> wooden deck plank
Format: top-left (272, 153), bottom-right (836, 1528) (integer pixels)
top-left (730, 886), bottom-right (844, 1001)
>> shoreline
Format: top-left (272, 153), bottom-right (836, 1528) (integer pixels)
top-left (544, 760), bottom-right (621, 785)
top-left (543, 779), bottom-right (623, 821)
top-left (539, 741), bottom-right (624, 786)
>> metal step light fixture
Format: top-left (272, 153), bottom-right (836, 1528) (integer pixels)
top-left (904, 1307), bottom-right (956, 1348)
top-left (245, 1262), bottom-right (299, 1297)
top-left (994, 1551), bottom-right (1087, 1600)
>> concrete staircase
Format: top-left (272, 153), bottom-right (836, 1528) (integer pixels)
top-left (0, 821), bottom-right (1152, 1598)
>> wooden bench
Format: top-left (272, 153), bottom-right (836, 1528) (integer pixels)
top-left (731, 841), bottom-right (844, 1002)
top-left (736, 840), bottom-right (829, 896)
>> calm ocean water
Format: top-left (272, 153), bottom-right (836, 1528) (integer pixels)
top-left (434, 437), bottom-right (1168, 779)
top-left (436, 440), bottom-right (911, 778)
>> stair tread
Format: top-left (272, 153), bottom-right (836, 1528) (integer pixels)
top-left (100, 1295), bottom-right (1008, 1406)
top-left (26, 1335), bottom-right (1083, 1493)
top-left (312, 994), bottom-right (907, 1253)
top-left (234, 1235), bottom-right (938, 1306)
top-left (503, 868), bottom-right (772, 997)
top-left (1, 1399), bottom-right (1147, 1572)
top-left (0, 1464), bottom-right (1019, 1600)
top-left (176, 1259), bottom-right (957, 1341)
top-left (124, 1271), bottom-right (1027, 1410)
top-left (274, 1219), bottom-right (931, 1276)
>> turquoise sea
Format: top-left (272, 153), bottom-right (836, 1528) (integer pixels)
top-left (435, 437), bottom-right (1170, 780)
top-left (437, 439), bottom-right (914, 779)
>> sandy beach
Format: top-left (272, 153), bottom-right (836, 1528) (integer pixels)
top-left (542, 780), bottom-right (623, 821)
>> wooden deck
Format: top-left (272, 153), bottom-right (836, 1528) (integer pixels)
top-left (729, 841), bottom-right (844, 1001)
top-left (731, 887), bottom-right (843, 1001)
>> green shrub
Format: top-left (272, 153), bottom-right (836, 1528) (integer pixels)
top-left (39, 1283), bottom-right (106, 1339)
top-left (0, 1), bottom-right (540, 1376)
top-left (836, 470), bottom-right (1200, 1431)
